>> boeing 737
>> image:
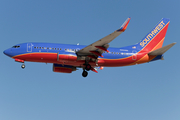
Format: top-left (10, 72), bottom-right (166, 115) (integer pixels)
top-left (3, 18), bottom-right (176, 77)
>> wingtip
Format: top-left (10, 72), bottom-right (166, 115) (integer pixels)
top-left (117, 17), bottom-right (131, 32)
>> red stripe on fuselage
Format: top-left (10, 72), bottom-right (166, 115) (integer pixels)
top-left (13, 53), bottom-right (98, 67)
top-left (12, 52), bottom-right (136, 67)
top-left (11, 52), bottom-right (152, 67)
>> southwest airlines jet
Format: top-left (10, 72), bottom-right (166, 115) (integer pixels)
top-left (3, 18), bottom-right (176, 77)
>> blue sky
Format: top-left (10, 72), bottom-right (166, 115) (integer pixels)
top-left (0, 0), bottom-right (180, 120)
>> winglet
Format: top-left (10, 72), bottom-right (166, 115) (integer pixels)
top-left (117, 17), bottom-right (131, 32)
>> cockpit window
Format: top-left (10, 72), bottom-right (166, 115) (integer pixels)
top-left (12, 45), bottom-right (20, 48)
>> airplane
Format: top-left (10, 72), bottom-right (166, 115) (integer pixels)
top-left (3, 18), bottom-right (176, 77)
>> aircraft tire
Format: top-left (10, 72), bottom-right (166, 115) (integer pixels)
top-left (21, 64), bottom-right (25, 69)
top-left (82, 71), bottom-right (88, 77)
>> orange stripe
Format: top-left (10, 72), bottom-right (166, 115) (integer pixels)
top-left (149, 37), bottom-right (165, 52)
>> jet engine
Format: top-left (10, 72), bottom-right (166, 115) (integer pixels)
top-left (53, 64), bottom-right (77, 73)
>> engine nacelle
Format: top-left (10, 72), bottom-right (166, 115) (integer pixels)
top-left (53, 64), bottom-right (76, 73)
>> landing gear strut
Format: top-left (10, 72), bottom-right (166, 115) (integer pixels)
top-left (82, 59), bottom-right (92, 77)
top-left (82, 63), bottom-right (92, 77)
top-left (82, 70), bottom-right (88, 77)
top-left (21, 64), bottom-right (25, 69)
top-left (85, 64), bottom-right (91, 71)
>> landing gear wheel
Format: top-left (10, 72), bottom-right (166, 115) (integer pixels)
top-left (85, 64), bottom-right (91, 71)
top-left (21, 64), bottom-right (25, 69)
top-left (82, 71), bottom-right (88, 77)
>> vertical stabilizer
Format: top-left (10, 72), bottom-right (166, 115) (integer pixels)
top-left (136, 18), bottom-right (170, 52)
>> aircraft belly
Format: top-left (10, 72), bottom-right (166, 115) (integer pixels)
top-left (101, 59), bottom-right (132, 67)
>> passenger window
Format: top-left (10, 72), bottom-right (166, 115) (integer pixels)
top-left (39, 47), bottom-right (41, 49)
top-left (44, 47), bottom-right (46, 49)
top-left (42, 47), bottom-right (44, 49)
top-left (34, 47), bottom-right (36, 49)
top-left (52, 48), bottom-right (54, 50)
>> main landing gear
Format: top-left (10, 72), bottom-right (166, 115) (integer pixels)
top-left (82, 64), bottom-right (91, 77)
top-left (85, 64), bottom-right (91, 71)
top-left (21, 64), bottom-right (25, 69)
top-left (82, 70), bottom-right (88, 77)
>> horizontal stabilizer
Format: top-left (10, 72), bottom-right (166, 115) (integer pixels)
top-left (148, 42), bottom-right (176, 55)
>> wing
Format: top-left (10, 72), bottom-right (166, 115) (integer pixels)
top-left (76, 17), bottom-right (131, 59)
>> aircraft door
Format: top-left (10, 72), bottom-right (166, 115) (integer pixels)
top-left (132, 50), bottom-right (137, 60)
top-left (57, 52), bottom-right (69, 63)
top-left (27, 43), bottom-right (32, 52)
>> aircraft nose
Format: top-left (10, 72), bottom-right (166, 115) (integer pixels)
top-left (3, 49), bottom-right (8, 55)
top-left (3, 48), bottom-right (12, 57)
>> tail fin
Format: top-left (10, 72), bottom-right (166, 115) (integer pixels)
top-left (137, 18), bottom-right (170, 52)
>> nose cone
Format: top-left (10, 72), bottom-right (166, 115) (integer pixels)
top-left (3, 48), bottom-right (13, 57)
top-left (3, 50), bottom-right (7, 55)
